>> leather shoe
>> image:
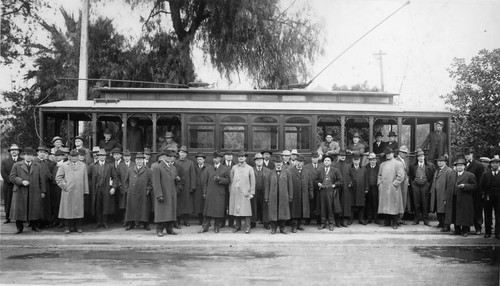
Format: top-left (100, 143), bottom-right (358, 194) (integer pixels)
top-left (279, 228), bottom-right (287, 234)
top-left (233, 228), bottom-right (241, 233)
top-left (4, 219), bottom-right (11, 224)
top-left (484, 234), bottom-right (491, 238)
top-left (264, 224), bottom-right (270, 230)
top-left (366, 219), bottom-right (373, 224)
top-left (340, 223), bottom-right (348, 227)
top-left (424, 221), bottom-right (431, 226)
top-left (31, 227), bottom-right (42, 232)
top-left (125, 225), bottom-right (133, 231)
top-left (156, 230), bottom-right (163, 237)
top-left (347, 219), bottom-right (353, 226)
top-left (329, 224), bottom-right (334, 231)
top-left (77, 229), bottom-right (83, 233)
top-left (245, 227), bottom-right (250, 234)
top-left (144, 224), bottom-right (151, 231)
top-left (392, 225), bottom-right (398, 229)
top-left (167, 229), bottom-right (178, 235)
top-left (440, 228), bottom-right (450, 232)
top-left (435, 223), bottom-right (443, 228)
top-left (198, 228), bottom-right (208, 233)
top-left (291, 227), bottom-right (297, 233)
top-left (15, 228), bottom-right (23, 234)
top-left (462, 233), bottom-right (468, 237)
top-left (183, 221), bottom-right (191, 227)
top-left (214, 226), bottom-right (220, 233)
top-left (103, 223), bottom-right (109, 229)
top-left (335, 223), bottom-right (341, 227)
top-left (297, 225), bottom-right (304, 231)
top-left (318, 224), bottom-right (326, 230)
top-left (65, 229), bottom-right (71, 234)
top-left (475, 230), bottom-right (481, 235)
top-left (412, 221), bottom-right (419, 225)
top-left (93, 223), bottom-right (101, 229)
top-left (271, 228), bottom-right (276, 234)
top-left (451, 231), bottom-right (461, 235)
top-left (359, 220), bottom-right (367, 225)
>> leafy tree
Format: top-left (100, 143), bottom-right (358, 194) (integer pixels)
top-left (441, 49), bottom-right (500, 157)
top-left (126, 0), bottom-right (324, 88)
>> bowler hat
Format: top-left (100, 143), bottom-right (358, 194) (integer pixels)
top-left (388, 131), bottom-right (397, 137)
top-left (352, 153), bottom-right (361, 159)
top-left (195, 152), bottom-right (206, 158)
top-left (162, 149), bottom-right (176, 157)
top-left (367, 152), bottom-right (377, 160)
top-left (52, 136), bottom-right (63, 143)
top-left (135, 153), bottom-right (145, 159)
top-left (322, 155), bottom-right (334, 162)
top-left (296, 154), bottom-right (305, 162)
top-left (70, 150), bottom-right (79, 157)
top-left (224, 150), bottom-right (234, 155)
top-left (103, 128), bottom-right (112, 134)
top-left (8, 144), bottom-right (21, 151)
top-left (213, 151), bottom-right (224, 158)
top-left (179, 145), bottom-right (188, 153)
top-left (311, 152), bottom-right (320, 158)
top-left (61, 147), bottom-right (70, 154)
top-left (262, 150), bottom-right (273, 155)
top-left (375, 131), bottom-right (383, 137)
top-left (384, 147), bottom-right (395, 154)
top-left (165, 132), bottom-right (174, 138)
top-left (436, 155), bottom-right (447, 161)
top-left (454, 158), bottom-right (467, 165)
top-left (338, 149), bottom-right (347, 156)
top-left (237, 150), bottom-right (247, 157)
top-left (54, 149), bottom-right (65, 156)
top-left (144, 148), bottom-right (152, 155)
top-left (416, 149), bottom-right (425, 156)
top-left (36, 146), bottom-right (49, 152)
top-left (97, 149), bottom-right (107, 156)
top-left (111, 147), bottom-right (122, 154)
top-left (23, 147), bottom-right (35, 156)
top-left (281, 150), bottom-right (291, 156)
top-left (325, 132), bottom-right (333, 137)
top-left (274, 155), bottom-right (284, 162)
top-left (253, 153), bottom-right (264, 161)
top-left (123, 150), bottom-right (131, 157)
top-left (74, 136), bottom-right (84, 142)
top-left (464, 147), bottom-right (475, 155)
top-left (77, 148), bottom-right (86, 156)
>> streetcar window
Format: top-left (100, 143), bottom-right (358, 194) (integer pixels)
top-left (221, 115), bottom-right (246, 123)
top-left (253, 126), bottom-right (279, 151)
top-left (189, 115), bottom-right (214, 123)
top-left (222, 126), bottom-right (246, 150)
top-left (285, 126), bottom-right (310, 150)
top-left (188, 125), bottom-right (215, 149)
top-left (253, 116), bottom-right (278, 124)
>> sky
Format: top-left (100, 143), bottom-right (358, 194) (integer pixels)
top-left (1, 0), bottom-right (499, 109)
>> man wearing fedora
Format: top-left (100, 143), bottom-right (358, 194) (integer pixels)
top-left (420, 120), bottom-right (448, 162)
top-left (1, 144), bottom-right (22, 224)
top-left (262, 150), bottom-right (274, 170)
top-left (373, 131), bottom-right (386, 158)
top-left (446, 158), bottom-right (477, 237)
top-left (90, 149), bottom-right (118, 229)
top-left (9, 147), bottom-right (46, 233)
top-left (464, 148), bottom-right (485, 235)
top-left (229, 151), bottom-right (255, 234)
top-left (479, 157), bottom-right (500, 238)
top-left (194, 153), bottom-right (210, 225)
top-left (175, 145), bottom-right (196, 227)
top-left (152, 150), bottom-right (180, 236)
top-left (124, 153), bottom-right (152, 231)
top-left (289, 154), bottom-right (313, 232)
top-left (159, 132), bottom-right (179, 153)
top-left (377, 147), bottom-right (405, 229)
top-left (199, 151), bottom-right (231, 233)
top-left (365, 152), bottom-right (380, 224)
top-left (266, 157), bottom-right (293, 234)
top-left (252, 153), bottom-right (271, 229)
top-left (34, 145), bottom-right (55, 227)
top-left (281, 150), bottom-right (293, 170)
top-left (112, 147), bottom-right (128, 226)
top-left (56, 150), bottom-right (89, 234)
top-left (409, 149), bottom-right (436, 225)
top-left (98, 128), bottom-right (122, 163)
top-left (317, 132), bottom-right (340, 159)
top-left (386, 131), bottom-right (399, 151)
top-left (317, 155), bottom-right (343, 231)
top-left (303, 152), bottom-right (323, 225)
top-left (430, 155), bottom-right (456, 232)
top-left (334, 150), bottom-right (351, 227)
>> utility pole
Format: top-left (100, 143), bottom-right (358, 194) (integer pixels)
top-left (77, 0), bottom-right (90, 135)
top-left (373, 50), bottom-right (386, 92)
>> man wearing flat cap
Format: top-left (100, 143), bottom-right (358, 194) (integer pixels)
top-left (430, 155), bottom-right (456, 232)
top-left (1, 144), bottom-right (22, 224)
top-left (479, 157), bottom-right (500, 238)
top-left (317, 132), bottom-right (340, 159)
top-left (9, 147), bottom-right (47, 233)
top-left (464, 148), bottom-right (485, 235)
top-left (199, 151), bottom-right (231, 233)
top-left (409, 149), bottom-right (435, 225)
top-left (420, 120), bottom-right (448, 162)
top-left (377, 147), bottom-right (405, 229)
top-left (289, 154), bottom-right (313, 232)
top-left (229, 150), bottom-right (255, 234)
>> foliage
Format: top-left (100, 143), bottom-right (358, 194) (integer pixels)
top-left (126, 0), bottom-right (324, 88)
top-left (441, 49), bottom-right (500, 157)
top-left (331, 81), bottom-right (380, 92)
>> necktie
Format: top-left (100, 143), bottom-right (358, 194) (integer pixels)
top-left (325, 167), bottom-right (329, 174)
top-left (313, 164), bottom-right (317, 169)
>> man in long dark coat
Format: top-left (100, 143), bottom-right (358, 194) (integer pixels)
top-left (318, 155), bottom-right (344, 231)
top-left (365, 153), bottom-right (380, 224)
top-left (262, 150), bottom-right (275, 170)
top-left (430, 156), bottom-right (456, 232)
top-left (152, 150), bottom-right (179, 237)
top-left (34, 146), bottom-right (55, 227)
top-left (420, 120), bottom-right (448, 162)
top-left (289, 155), bottom-right (313, 232)
top-left (194, 153), bottom-right (210, 225)
top-left (448, 158), bottom-right (477, 237)
top-left (50, 150), bottom-right (66, 228)
top-left (333, 150), bottom-right (351, 227)
top-left (113, 147), bottom-right (128, 226)
top-left (464, 148), bottom-right (485, 235)
top-left (222, 151), bottom-right (236, 228)
top-left (349, 153), bottom-right (367, 225)
top-left (373, 131), bottom-right (386, 158)
top-left (199, 151), bottom-right (230, 233)
top-left (409, 149), bottom-right (435, 226)
top-left (266, 159), bottom-right (293, 234)
top-left (175, 145), bottom-right (196, 227)
top-left (480, 158), bottom-right (500, 238)
top-left (252, 153), bottom-right (271, 229)
top-left (124, 153), bottom-right (152, 230)
top-left (126, 117), bottom-right (144, 152)
top-left (91, 149), bottom-right (118, 229)
top-left (9, 147), bottom-right (46, 233)
top-left (1, 144), bottom-right (22, 224)
top-left (98, 128), bottom-right (122, 163)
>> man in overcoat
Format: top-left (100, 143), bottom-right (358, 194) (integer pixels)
top-left (113, 147), bottom-right (129, 226)
top-left (50, 150), bottom-right (65, 228)
top-left (409, 149), bottom-right (435, 225)
top-left (124, 153), bottom-right (152, 230)
top-left (430, 156), bottom-right (456, 232)
top-left (9, 147), bottom-right (46, 233)
top-left (364, 153), bottom-right (380, 224)
top-left (420, 120), bottom-right (448, 162)
top-left (303, 152), bottom-right (323, 225)
top-left (175, 145), bottom-right (196, 227)
top-left (349, 153), bottom-right (367, 225)
top-left (1, 144), bottom-right (22, 224)
top-left (194, 153), bottom-right (210, 225)
top-left (395, 146), bottom-right (410, 224)
top-left (222, 150), bottom-right (236, 227)
top-left (333, 150), bottom-right (351, 227)
top-left (34, 145), bottom-right (55, 227)
top-left (252, 153), bottom-right (271, 229)
top-left (464, 148), bottom-right (485, 235)
top-left (98, 128), bottom-right (122, 163)
top-left (377, 147), bottom-right (405, 229)
top-left (262, 150), bottom-right (275, 170)
top-left (229, 151), bottom-right (255, 234)
top-left (289, 154), bottom-right (313, 232)
top-left (480, 158), bottom-right (500, 238)
top-left (74, 135), bottom-right (93, 164)
top-left (56, 150), bottom-right (89, 233)
top-left (265, 159), bottom-right (293, 234)
top-left (318, 155), bottom-right (344, 231)
top-left (91, 149), bottom-right (118, 229)
top-left (373, 131), bottom-right (386, 158)
top-left (152, 150), bottom-right (179, 237)
top-left (199, 151), bottom-right (230, 233)
top-left (447, 158), bottom-right (477, 237)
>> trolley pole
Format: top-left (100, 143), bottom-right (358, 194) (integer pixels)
top-left (77, 0), bottom-right (90, 135)
top-left (373, 50), bottom-right (386, 92)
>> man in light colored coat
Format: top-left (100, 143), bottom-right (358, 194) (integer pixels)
top-left (229, 150), bottom-right (255, 234)
top-left (377, 147), bottom-right (405, 229)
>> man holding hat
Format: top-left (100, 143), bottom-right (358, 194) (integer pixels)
top-left (365, 152), bottom-right (380, 224)
top-left (194, 153), bottom-right (210, 225)
top-left (252, 153), bottom-right (271, 229)
top-left (199, 151), bottom-right (231, 233)
top-left (56, 150), bottom-right (89, 234)
top-left (152, 149), bottom-right (180, 236)
top-left (447, 158), bottom-right (477, 237)
top-left (464, 148), bottom-right (485, 234)
top-left (377, 147), bottom-right (405, 229)
top-left (9, 147), bottom-right (47, 233)
top-left (479, 157), bottom-right (500, 238)
top-left (1, 144), bottom-right (22, 224)
top-left (175, 145), bottom-right (196, 227)
top-left (266, 156), bottom-right (293, 234)
top-left (289, 154), bottom-right (313, 232)
top-left (229, 151), bottom-right (255, 234)
top-left (317, 132), bottom-right (340, 158)
top-left (409, 149), bottom-right (436, 225)
top-left (430, 155), bottom-right (456, 231)
top-left (420, 120), bottom-right (448, 162)
top-left (124, 153), bottom-right (152, 231)
top-left (90, 149), bottom-right (118, 229)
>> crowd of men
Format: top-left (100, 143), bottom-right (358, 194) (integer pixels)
top-left (1, 120), bottom-right (499, 239)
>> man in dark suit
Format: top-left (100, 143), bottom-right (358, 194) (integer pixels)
top-left (409, 149), bottom-right (436, 226)
top-left (262, 150), bottom-right (275, 170)
top-left (91, 149), bottom-right (118, 229)
top-left (364, 153), bottom-right (380, 224)
top-left (252, 153), bottom-right (271, 229)
top-left (98, 128), bottom-right (122, 163)
top-left (464, 148), bottom-right (485, 235)
top-left (34, 146), bottom-right (55, 227)
top-left (317, 155), bottom-right (344, 231)
top-left (1, 144), bottom-right (23, 224)
top-left (222, 151), bottom-right (235, 227)
top-left (372, 131), bottom-right (386, 157)
top-left (420, 120), bottom-right (448, 162)
top-left (448, 158), bottom-right (477, 237)
top-left (113, 147), bottom-right (129, 226)
top-left (304, 152), bottom-right (323, 225)
top-left (480, 158), bottom-right (500, 238)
